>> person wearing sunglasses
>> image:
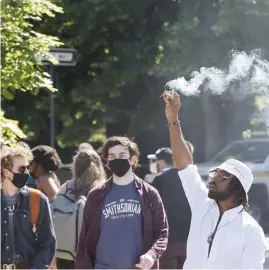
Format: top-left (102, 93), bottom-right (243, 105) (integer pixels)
top-left (163, 91), bottom-right (266, 269)
top-left (1, 145), bottom-right (56, 269)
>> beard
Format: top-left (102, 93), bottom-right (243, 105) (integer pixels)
top-left (208, 189), bottom-right (231, 201)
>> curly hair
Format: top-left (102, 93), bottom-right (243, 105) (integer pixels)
top-left (1, 145), bottom-right (33, 170)
top-left (100, 136), bottom-right (140, 168)
top-left (31, 145), bottom-right (62, 173)
top-left (73, 149), bottom-right (107, 197)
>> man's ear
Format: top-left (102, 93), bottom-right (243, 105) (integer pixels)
top-left (1, 168), bottom-right (10, 179)
top-left (130, 156), bottom-right (138, 167)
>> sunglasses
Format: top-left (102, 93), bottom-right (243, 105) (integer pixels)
top-left (8, 165), bottom-right (30, 174)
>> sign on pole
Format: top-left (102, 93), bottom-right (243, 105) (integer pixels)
top-left (37, 47), bottom-right (77, 147)
top-left (37, 48), bottom-right (77, 66)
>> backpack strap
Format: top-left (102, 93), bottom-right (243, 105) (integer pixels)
top-left (75, 196), bottom-right (86, 251)
top-left (29, 188), bottom-right (41, 238)
top-left (65, 180), bottom-right (75, 194)
top-left (66, 180), bottom-right (70, 191)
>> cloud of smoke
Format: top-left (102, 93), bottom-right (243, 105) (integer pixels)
top-left (165, 50), bottom-right (269, 126)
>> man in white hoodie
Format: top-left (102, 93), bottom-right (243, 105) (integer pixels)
top-left (163, 90), bottom-right (266, 269)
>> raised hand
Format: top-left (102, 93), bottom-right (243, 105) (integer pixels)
top-left (163, 90), bottom-right (181, 123)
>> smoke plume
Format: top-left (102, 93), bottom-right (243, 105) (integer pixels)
top-left (165, 50), bottom-right (269, 126)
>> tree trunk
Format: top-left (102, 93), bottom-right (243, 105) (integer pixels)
top-left (200, 87), bottom-right (222, 161)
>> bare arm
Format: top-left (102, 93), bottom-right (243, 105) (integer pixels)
top-left (37, 176), bottom-right (59, 201)
top-left (57, 182), bottom-right (67, 194)
top-left (163, 91), bottom-right (209, 211)
top-left (164, 92), bottom-right (193, 170)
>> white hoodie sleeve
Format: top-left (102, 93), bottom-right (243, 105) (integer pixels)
top-left (241, 226), bottom-right (266, 269)
top-left (178, 165), bottom-right (209, 212)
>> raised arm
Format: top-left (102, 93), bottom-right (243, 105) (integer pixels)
top-left (163, 91), bottom-right (209, 210)
top-left (163, 92), bottom-right (193, 170)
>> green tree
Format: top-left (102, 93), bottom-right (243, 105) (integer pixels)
top-left (3, 0), bottom-right (268, 164)
top-left (1, 0), bottom-right (63, 145)
top-left (3, 0), bottom-right (180, 149)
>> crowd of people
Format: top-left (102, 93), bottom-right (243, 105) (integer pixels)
top-left (1, 91), bottom-right (267, 269)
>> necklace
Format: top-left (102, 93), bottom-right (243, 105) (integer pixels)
top-left (207, 216), bottom-right (227, 245)
top-left (207, 211), bottom-right (242, 245)
top-left (207, 222), bottom-right (229, 245)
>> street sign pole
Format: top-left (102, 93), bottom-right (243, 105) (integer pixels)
top-left (49, 65), bottom-right (56, 148)
top-left (38, 48), bottom-right (77, 147)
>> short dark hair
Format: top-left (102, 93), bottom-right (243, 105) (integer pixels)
top-left (31, 145), bottom-right (62, 173)
top-left (229, 175), bottom-right (248, 210)
top-left (100, 136), bottom-right (140, 168)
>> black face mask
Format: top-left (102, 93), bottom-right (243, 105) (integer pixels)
top-left (109, 159), bottom-right (131, 177)
top-left (11, 173), bottom-right (29, 189)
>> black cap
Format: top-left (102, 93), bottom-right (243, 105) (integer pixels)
top-left (147, 147), bottom-right (173, 163)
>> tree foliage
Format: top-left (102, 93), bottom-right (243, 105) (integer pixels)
top-left (2, 0), bottom-right (269, 162)
top-left (3, 0), bottom-right (180, 149)
top-left (0, 112), bottom-right (26, 146)
top-left (1, 0), bottom-right (63, 145)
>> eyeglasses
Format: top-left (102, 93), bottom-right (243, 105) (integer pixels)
top-left (208, 170), bottom-right (230, 182)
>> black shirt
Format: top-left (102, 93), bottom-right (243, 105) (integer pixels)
top-left (152, 168), bottom-right (191, 243)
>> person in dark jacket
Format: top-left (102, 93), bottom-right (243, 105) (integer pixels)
top-left (75, 136), bottom-right (168, 269)
top-left (151, 143), bottom-right (194, 269)
top-left (1, 145), bottom-right (56, 269)
top-left (147, 147), bottom-right (174, 174)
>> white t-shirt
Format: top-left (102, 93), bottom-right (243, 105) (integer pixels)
top-left (178, 165), bottom-right (267, 269)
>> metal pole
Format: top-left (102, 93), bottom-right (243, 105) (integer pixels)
top-left (49, 65), bottom-right (56, 148)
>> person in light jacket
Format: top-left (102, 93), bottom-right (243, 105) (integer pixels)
top-left (163, 90), bottom-right (266, 269)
